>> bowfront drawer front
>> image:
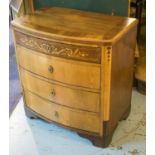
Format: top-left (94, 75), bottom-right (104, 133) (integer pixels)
top-left (15, 31), bottom-right (101, 64)
top-left (24, 91), bottom-right (100, 133)
top-left (20, 69), bottom-right (100, 113)
top-left (16, 46), bottom-right (101, 89)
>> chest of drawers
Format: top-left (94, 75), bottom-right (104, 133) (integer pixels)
top-left (11, 7), bottom-right (137, 147)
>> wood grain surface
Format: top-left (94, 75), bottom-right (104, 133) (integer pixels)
top-left (20, 69), bottom-right (100, 113)
top-left (24, 90), bottom-right (100, 133)
top-left (16, 45), bottom-right (101, 89)
top-left (11, 7), bottom-right (137, 45)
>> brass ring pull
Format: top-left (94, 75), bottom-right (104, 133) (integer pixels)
top-left (51, 89), bottom-right (56, 97)
top-left (48, 65), bottom-right (54, 73)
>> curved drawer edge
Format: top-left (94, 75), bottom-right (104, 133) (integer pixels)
top-left (24, 104), bottom-right (101, 136)
top-left (24, 90), bottom-right (101, 133)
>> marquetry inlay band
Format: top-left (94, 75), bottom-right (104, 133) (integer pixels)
top-left (15, 31), bottom-right (101, 63)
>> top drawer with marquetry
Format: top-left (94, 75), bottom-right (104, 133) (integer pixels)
top-left (14, 31), bottom-right (101, 64)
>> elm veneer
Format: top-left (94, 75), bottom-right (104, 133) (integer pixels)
top-left (12, 7), bottom-right (137, 147)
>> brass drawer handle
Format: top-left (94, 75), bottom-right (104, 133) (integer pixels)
top-left (54, 111), bottom-right (59, 118)
top-left (51, 89), bottom-right (56, 97)
top-left (48, 65), bottom-right (54, 73)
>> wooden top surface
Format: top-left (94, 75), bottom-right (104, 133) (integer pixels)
top-left (12, 7), bottom-right (137, 44)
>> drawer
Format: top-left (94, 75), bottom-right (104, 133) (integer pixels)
top-left (16, 46), bottom-right (101, 89)
top-left (21, 69), bottom-right (100, 112)
top-left (24, 91), bottom-right (100, 133)
top-left (15, 31), bottom-right (101, 63)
